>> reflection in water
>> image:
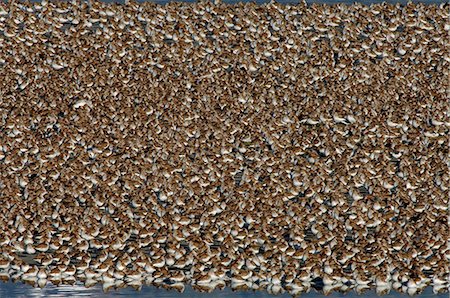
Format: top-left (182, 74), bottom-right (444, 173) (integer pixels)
top-left (0, 281), bottom-right (449, 298)
top-left (0, 268), bottom-right (449, 298)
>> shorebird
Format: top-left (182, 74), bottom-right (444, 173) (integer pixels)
top-left (0, 0), bottom-right (447, 295)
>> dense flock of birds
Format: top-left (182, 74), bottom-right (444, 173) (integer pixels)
top-left (0, 0), bottom-right (449, 296)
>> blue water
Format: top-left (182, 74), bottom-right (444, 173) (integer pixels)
top-left (0, 282), bottom-right (448, 298)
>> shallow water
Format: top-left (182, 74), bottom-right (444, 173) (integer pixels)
top-left (0, 282), bottom-right (448, 298)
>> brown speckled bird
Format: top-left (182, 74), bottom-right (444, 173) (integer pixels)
top-left (0, 0), bottom-right (448, 296)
